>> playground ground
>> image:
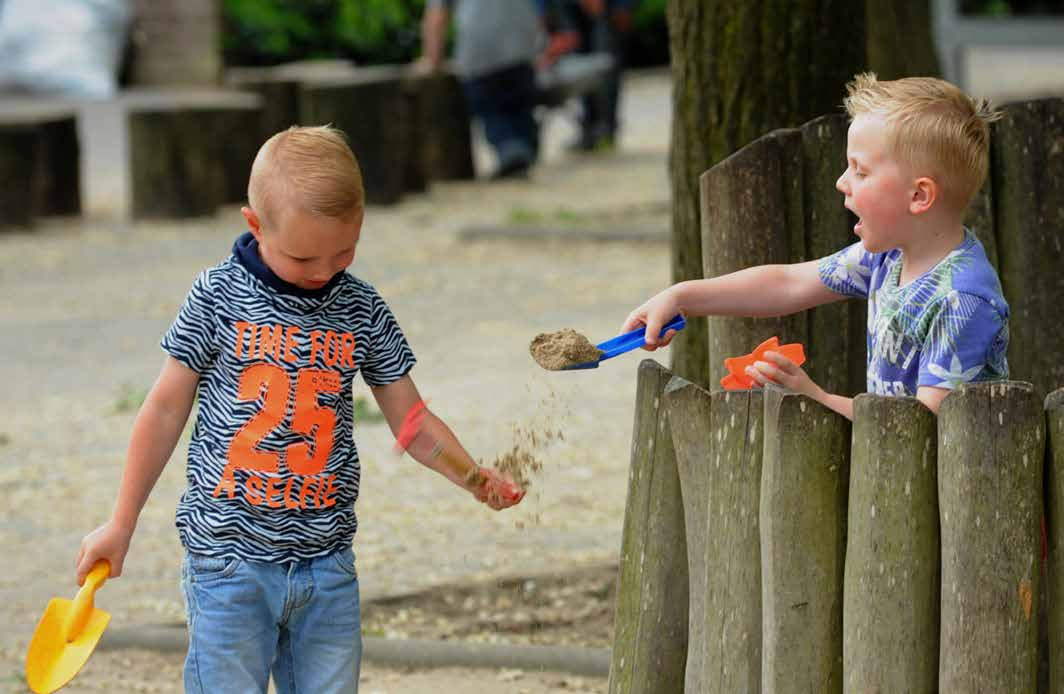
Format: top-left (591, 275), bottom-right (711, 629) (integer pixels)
top-left (0, 72), bottom-right (671, 692)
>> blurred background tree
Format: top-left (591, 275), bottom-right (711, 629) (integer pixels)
top-left (221, 0), bottom-right (670, 67)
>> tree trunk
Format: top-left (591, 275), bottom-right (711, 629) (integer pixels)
top-left (665, 0), bottom-right (866, 387)
top-left (865, 0), bottom-right (941, 79)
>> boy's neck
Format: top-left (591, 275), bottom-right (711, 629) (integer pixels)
top-left (898, 220), bottom-right (966, 286)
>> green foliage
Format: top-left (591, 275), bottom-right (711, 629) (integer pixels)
top-left (222, 0), bottom-right (426, 67)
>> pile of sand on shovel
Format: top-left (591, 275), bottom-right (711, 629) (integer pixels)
top-left (529, 329), bottom-right (603, 370)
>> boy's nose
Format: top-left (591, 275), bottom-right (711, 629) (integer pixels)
top-left (835, 171), bottom-right (848, 194)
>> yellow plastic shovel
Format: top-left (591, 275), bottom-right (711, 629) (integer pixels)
top-left (25, 560), bottom-right (111, 693)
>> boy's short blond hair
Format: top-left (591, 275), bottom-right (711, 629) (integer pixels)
top-left (247, 125), bottom-right (364, 227)
top-left (843, 72), bottom-right (1000, 213)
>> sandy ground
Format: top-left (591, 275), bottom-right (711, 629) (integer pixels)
top-left (0, 72), bottom-right (671, 692)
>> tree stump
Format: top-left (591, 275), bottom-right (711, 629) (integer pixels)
top-left (760, 385), bottom-right (850, 694)
top-left (1046, 387), bottom-right (1064, 693)
top-left (300, 67), bottom-right (409, 206)
top-left (844, 394), bottom-right (938, 692)
top-left (0, 102), bottom-right (81, 222)
top-left (0, 121), bottom-right (39, 230)
top-left (665, 380), bottom-right (763, 694)
top-left (938, 381), bottom-right (1044, 693)
top-left (608, 360), bottom-right (688, 694)
top-left (126, 90), bottom-right (262, 218)
top-left (418, 71), bottom-right (474, 182)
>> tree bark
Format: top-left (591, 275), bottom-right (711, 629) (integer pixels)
top-left (665, 0), bottom-right (866, 387)
top-left (865, 0), bottom-right (941, 79)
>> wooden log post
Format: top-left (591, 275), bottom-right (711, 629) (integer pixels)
top-left (938, 381), bottom-right (1044, 692)
top-left (665, 380), bottom-right (763, 693)
top-left (1, 104), bottom-right (83, 218)
top-left (0, 122), bottom-right (39, 230)
top-left (127, 91), bottom-right (263, 218)
top-left (843, 394), bottom-right (939, 691)
top-left (992, 98), bottom-right (1064, 400)
top-left (799, 114), bottom-right (866, 398)
top-left (699, 130), bottom-right (807, 388)
top-left (609, 360), bottom-right (688, 694)
top-left (418, 71), bottom-right (475, 182)
top-left (1047, 387), bottom-right (1064, 693)
top-left (300, 67), bottom-right (409, 206)
top-left (760, 386), bottom-right (850, 694)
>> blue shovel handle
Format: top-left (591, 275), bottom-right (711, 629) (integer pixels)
top-left (563, 314), bottom-right (686, 370)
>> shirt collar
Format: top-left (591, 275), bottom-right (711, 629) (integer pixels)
top-left (232, 231), bottom-right (343, 299)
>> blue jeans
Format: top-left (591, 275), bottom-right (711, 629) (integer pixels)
top-left (181, 546), bottom-right (362, 694)
top-left (461, 62), bottom-right (540, 174)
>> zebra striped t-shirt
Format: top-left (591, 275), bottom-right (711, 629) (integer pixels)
top-left (162, 234), bottom-right (415, 562)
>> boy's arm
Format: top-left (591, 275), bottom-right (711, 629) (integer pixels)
top-left (371, 375), bottom-right (522, 509)
top-left (76, 357), bottom-right (199, 584)
top-left (624, 260), bottom-right (844, 349)
top-left (916, 386), bottom-right (950, 415)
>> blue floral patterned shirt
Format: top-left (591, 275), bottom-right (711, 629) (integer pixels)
top-left (818, 229), bottom-right (1009, 396)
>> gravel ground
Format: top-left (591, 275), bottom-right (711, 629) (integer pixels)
top-left (0, 72), bottom-right (671, 692)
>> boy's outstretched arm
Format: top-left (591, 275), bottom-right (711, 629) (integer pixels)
top-left (76, 357), bottom-right (199, 584)
top-left (747, 350), bottom-right (855, 421)
top-left (623, 260), bottom-right (844, 349)
top-left (371, 375), bottom-right (523, 510)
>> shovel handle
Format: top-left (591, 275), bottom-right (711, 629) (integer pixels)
top-left (63, 559), bottom-right (110, 642)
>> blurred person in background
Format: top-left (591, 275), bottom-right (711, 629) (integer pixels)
top-left (539, 0), bottom-right (634, 151)
top-left (418, 0), bottom-right (543, 179)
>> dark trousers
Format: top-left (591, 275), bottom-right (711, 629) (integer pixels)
top-left (461, 62), bottom-right (539, 173)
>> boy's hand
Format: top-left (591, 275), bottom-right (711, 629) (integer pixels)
top-left (746, 350), bottom-right (823, 401)
top-left (76, 520), bottom-right (134, 585)
top-left (621, 287), bottom-right (682, 350)
top-left (470, 467), bottom-right (525, 510)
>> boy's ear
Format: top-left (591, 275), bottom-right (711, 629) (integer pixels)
top-left (241, 206), bottom-right (264, 241)
top-left (910, 177), bottom-right (937, 215)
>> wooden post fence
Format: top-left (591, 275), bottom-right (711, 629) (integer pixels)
top-left (665, 379), bottom-right (763, 693)
top-left (611, 97), bottom-right (1064, 694)
top-left (844, 394), bottom-right (938, 691)
top-left (1045, 386), bottom-right (1064, 693)
top-left (938, 381), bottom-right (1044, 692)
top-left (760, 386), bottom-right (850, 694)
top-left (608, 360), bottom-right (689, 694)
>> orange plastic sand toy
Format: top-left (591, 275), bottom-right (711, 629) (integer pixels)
top-left (720, 336), bottom-right (807, 390)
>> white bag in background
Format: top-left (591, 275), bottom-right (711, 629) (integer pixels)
top-left (0, 0), bottom-right (131, 97)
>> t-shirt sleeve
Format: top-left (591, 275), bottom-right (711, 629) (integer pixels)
top-left (918, 292), bottom-right (1009, 390)
top-left (361, 292), bottom-right (417, 387)
top-left (161, 270), bottom-right (219, 373)
top-left (818, 241), bottom-right (876, 299)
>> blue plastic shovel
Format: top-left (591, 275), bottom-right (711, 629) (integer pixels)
top-left (563, 314), bottom-right (686, 370)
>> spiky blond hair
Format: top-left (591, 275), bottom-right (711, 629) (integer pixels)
top-left (247, 124), bottom-right (364, 227)
top-left (843, 72), bottom-right (1001, 213)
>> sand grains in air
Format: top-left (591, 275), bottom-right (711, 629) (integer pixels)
top-left (529, 329), bottom-right (603, 370)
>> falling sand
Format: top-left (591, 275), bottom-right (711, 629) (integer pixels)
top-left (529, 329), bottom-right (604, 370)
